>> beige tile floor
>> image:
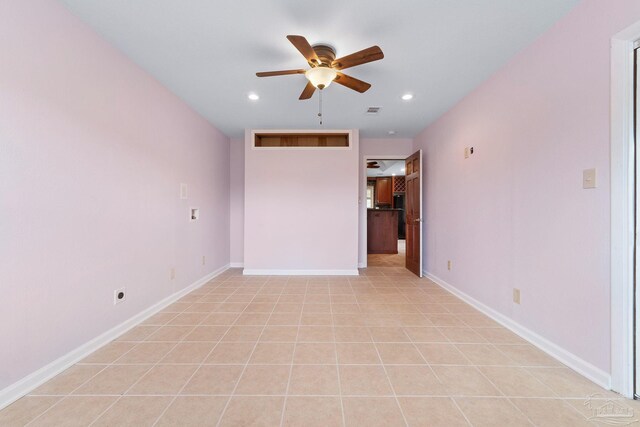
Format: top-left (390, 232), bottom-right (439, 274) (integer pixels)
top-left (1, 268), bottom-right (636, 426)
top-left (367, 240), bottom-right (406, 268)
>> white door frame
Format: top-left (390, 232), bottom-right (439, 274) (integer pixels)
top-left (610, 21), bottom-right (640, 398)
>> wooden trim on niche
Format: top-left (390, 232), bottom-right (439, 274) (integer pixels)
top-left (254, 132), bottom-right (349, 147)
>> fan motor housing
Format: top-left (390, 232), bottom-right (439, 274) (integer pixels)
top-left (311, 44), bottom-right (336, 67)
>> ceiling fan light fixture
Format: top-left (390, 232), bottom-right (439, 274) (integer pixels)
top-left (305, 66), bottom-right (337, 89)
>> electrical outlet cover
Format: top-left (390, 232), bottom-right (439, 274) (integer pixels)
top-left (583, 168), bottom-right (596, 189)
top-left (114, 288), bottom-right (126, 305)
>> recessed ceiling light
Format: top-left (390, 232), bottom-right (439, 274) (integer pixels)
top-left (392, 173), bottom-right (396, 176)
top-left (388, 130), bottom-right (396, 135)
top-left (248, 93), bottom-right (259, 101)
top-left (401, 93), bottom-right (413, 101)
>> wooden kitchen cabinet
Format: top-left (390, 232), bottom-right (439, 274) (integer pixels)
top-left (375, 177), bottom-right (392, 206)
top-left (367, 209), bottom-right (399, 254)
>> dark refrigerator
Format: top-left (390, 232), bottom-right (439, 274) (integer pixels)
top-left (393, 194), bottom-right (406, 239)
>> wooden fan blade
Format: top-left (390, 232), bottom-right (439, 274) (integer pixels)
top-left (334, 72), bottom-right (371, 93)
top-left (287, 35), bottom-right (320, 65)
top-left (299, 81), bottom-right (316, 100)
top-left (256, 69), bottom-right (306, 77)
top-left (332, 46), bottom-right (384, 70)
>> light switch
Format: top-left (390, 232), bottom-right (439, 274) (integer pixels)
top-left (583, 168), bottom-right (596, 189)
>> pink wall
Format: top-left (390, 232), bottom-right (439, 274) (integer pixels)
top-left (230, 138), bottom-right (412, 267)
top-left (229, 139), bottom-right (244, 265)
top-left (0, 0), bottom-right (230, 390)
top-left (243, 130), bottom-right (359, 273)
top-left (414, 0), bottom-right (640, 373)
top-left (358, 139), bottom-right (414, 266)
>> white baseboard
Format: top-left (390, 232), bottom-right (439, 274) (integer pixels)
top-left (0, 263), bottom-right (230, 411)
top-left (229, 262), bottom-right (244, 268)
top-left (243, 269), bottom-right (359, 276)
top-left (424, 271), bottom-right (612, 390)
top-left (358, 262), bottom-right (366, 268)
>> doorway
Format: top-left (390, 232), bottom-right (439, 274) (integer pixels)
top-left (363, 151), bottom-right (422, 276)
top-left (611, 22), bottom-right (640, 398)
top-left (366, 158), bottom-right (406, 267)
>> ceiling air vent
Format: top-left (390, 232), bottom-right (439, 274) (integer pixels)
top-left (365, 106), bottom-right (382, 115)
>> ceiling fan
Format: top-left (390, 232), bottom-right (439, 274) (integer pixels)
top-left (367, 161), bottom-right (381, 169)
top-left (256, 35), bottom-right (384, 100)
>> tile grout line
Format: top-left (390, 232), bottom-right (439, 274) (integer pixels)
top-left (70, 341), bottom-right (576, 351)
top-left (184, 277), bottom-right (273, 419)
top-left (23, 369), bottom-right (110, 426)
top-left (149, 276), bottom-right (267, 427)
top-left (352, 280), bottom-right (410, 427)
top-left (456, 347), bottom-right (538, 426)
top-left (214, 277), bottom-right (286, 427)
top-left (421, 277), bottom-right (528, 425)
top-left (8, 271), bottom-right (619, 425)
top-left (397, 274), bottom-right (472, 426)
top-left (19, 392), bottom-right (624, 399)
top-left (278, 279), bottom-right (308, 427)
top-left (449, 397), bottom-right (474, 426)
top-left (332, 281), bottom-right (348, 427)
top-left (89, 279), bottom-right (239, 427)
top-left (438, 306), bottom-right (534, 425)
top-left (551, 397), bottom-right (599, 422)
top-left (451, 302), bottom-right (570, 426)
top-left (23, 307), bottom-right (190, 426)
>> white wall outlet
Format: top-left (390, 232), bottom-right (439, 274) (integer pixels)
top-left (464, 147), bottom-right (469, 159)
top-left (447, 260), bottom-right (452, 270)
top-left (513, 288), bottom-right (521, 304)
top-left (202, 255), bottom-right (206, 266)
top-left (170, 267), bottom-right (176, 280)
top-left (180, 183), bottom-right (188, 199)
top-left (114, 287), bottom-right (126, 305)
top-left (582, 168), bottom-right (596, 189)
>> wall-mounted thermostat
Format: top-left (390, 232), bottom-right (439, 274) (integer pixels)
top-left (190, 207), bottom-right (200, 221)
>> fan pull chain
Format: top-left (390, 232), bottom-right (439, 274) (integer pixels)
top-left (318, 89), bottom-right (323, 125)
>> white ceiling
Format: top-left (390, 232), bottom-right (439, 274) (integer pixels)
top-left (367, 160), bottom-right (405, 177)
top-left (58, 0), bottom-right (578, 139)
